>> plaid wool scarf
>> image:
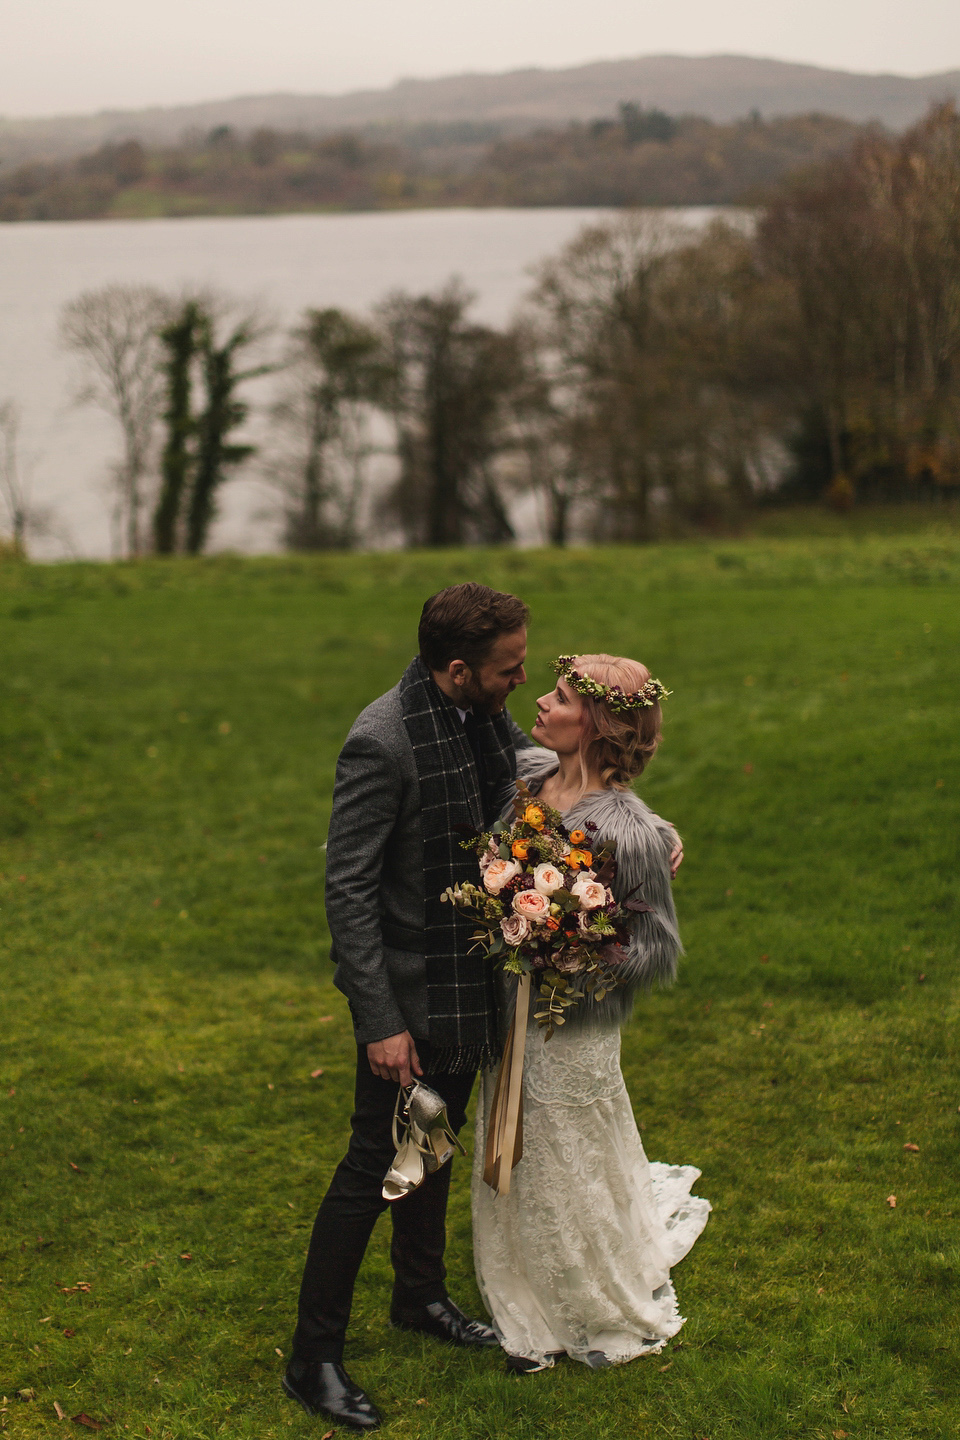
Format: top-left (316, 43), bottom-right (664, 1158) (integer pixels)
top-left (400, 656), bottom-right (516, 1073)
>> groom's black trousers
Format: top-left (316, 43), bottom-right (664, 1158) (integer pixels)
top-left (292, 1041), bottom-right (477, 1364)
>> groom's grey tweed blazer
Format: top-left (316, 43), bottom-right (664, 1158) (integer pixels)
top-left (325, 680), bottom-right (532, 1047)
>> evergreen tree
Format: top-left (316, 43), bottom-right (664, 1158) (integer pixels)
top-left (153, 300), bottom-right (201, 554)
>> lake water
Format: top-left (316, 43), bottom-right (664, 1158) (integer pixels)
top-left (0, 207), bottom-right (722, 558)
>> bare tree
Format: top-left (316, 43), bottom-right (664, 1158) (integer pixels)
top-left (759, 103), bottom-right (960, 502)
top-left (527, 213), bottom-right (688, 540)
top-left (0, 401), bottom-right (28, 553)
top-left (524, 212), bottom-right (790, 537)
top-left (60, 283), bottom-right (166, 556)
top-left (377, 280), bottom-right (522, 547)
top-left (266, 307), bottom-right (390, 549)
top-left (505, 319), bottom-right (591, 546)
top-left (0, 400), bottom-right (76, 557)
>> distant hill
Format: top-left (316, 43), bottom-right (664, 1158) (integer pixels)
top-left (2, 54), bottom-right (959, 166)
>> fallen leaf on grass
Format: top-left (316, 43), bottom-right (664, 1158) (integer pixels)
top-left (7, 1087), bottom-right (14, 1097)
top-left (68, 1162), bottom-right (81, 1173)
top-left (275, 1347), bottom-right (284, 1357)
top-left (70, 1414), bottom-right (103, 1430)
top-left (903, 1143), bottom-right (920, 1152)
top-left (321, 1431), bottom-right (335, 1439)
top-left (310, 1069), bottom-right (324, 1079)
top-left (17, 1388), bottom-right (36, 1400)
top-left (415, 1399), bottom-right (429, 1406)
top-left (319, 1016), bottom-right (334, 1023)
top-left (76, 1283), bottom-right (91, 1293)
top-left (658, 1361), bottom-right (672, 1372)
top-left (287, 1202), bottom-right (294, 1209)
top-left (886, 1194), bottom-right (897, 1208)
top-left (63, 1329), bottom-right (75, 1338)
top-left (179, 1252), bottom-right (192, 1261)
top-left (143, 1260), bottom-right (157, 1269)
top-left (54, 1400), bottom-right (65, 1419)
top-left (39, 1316), bottom-right (52, 1323)
top-left (833, 1431), bottom-right (848, 1438)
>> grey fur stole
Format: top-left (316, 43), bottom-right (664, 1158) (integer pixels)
top-left (506, 747), bottom-right (683, 1033)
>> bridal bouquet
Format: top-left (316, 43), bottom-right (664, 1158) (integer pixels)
top-left (442, 785), bottom-right (646, 1037)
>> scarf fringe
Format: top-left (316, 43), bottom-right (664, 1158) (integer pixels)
top-left (430, 1042), bottom-right (501, 1076)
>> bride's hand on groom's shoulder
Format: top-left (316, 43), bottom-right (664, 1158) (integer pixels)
top-left (668, 833), bottom-right (684, 879)
top-left (367, 1031), bottom-right (424, 1086)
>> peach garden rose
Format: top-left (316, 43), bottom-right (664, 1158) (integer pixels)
top-left (571, 877), bottom-right (607, 910)
top-left (532, 862), bottom-right (565, 896)
top-left (512, 889), bottom-right (551, 920)
top-left (483, 857), bottom-right (521, 894)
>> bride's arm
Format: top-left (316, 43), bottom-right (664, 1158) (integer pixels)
top-left (612, 804), bottom-right (683, 992)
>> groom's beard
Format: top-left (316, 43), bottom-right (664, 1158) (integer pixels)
top-left (462, 678), bottom-right (517, 715)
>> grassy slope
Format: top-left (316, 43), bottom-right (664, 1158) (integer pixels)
top-left (1, 536), bottom-right (958, 1440)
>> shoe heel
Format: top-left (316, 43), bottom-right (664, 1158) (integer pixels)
top-left (426, 1122), bottom-right (465, 1170)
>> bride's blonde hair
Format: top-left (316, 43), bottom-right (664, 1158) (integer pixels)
top-left (572, 653), bottom-right (663, 789)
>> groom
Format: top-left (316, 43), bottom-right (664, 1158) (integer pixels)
top-left (284, 582), bottom-right (532, 1430)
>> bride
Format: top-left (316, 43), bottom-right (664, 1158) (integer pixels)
top-left (472, 653), bottom-right (710, 1373)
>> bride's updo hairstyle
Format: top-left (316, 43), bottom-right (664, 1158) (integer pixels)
top-left (572, 653), bottom-right (663, 788)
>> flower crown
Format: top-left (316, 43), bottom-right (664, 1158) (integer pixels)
top-left (552, 655), bottom-right (671, 712)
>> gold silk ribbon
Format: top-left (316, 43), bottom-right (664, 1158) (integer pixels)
top-left (482, 972), bottom-right (531, 1197)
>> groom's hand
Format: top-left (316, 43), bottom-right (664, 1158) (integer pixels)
top-left (367, 1031), bottom-right (424, 1086)
top-left (669, 836), bottom-right (684, 878)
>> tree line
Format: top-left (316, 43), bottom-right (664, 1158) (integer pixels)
top-left (0, 108), bottom-right (870, 222)
top-left (4, 104), bottom-right (958, 557)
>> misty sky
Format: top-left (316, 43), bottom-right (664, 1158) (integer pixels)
top-left (4, 0), bottom-right (960, 118)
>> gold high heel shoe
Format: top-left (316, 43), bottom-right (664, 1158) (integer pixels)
top-left (381, 1082), bottom-right (465, 1201)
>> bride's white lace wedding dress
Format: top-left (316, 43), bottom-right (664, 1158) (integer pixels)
top-left (472, 1022), bottom-right (710, 1367)
top-left (471, 752), bottom-right (709, 1368)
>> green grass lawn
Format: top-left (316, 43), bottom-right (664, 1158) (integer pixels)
top-left (1, 535), bottom-right (958, 1440)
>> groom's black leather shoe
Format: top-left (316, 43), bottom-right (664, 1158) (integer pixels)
top-left (390, 1297), bottom-right (499, 1348)
top-left (282, 1360), bottom-right (383, 1430)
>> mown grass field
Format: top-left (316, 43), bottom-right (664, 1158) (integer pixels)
top-left (1, 532), bottom-right (958, 1440)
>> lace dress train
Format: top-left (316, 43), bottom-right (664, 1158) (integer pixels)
top-left (472, 1024), bottom-right (710, 1367)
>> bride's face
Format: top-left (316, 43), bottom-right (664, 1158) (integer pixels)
top-left (532, 678), bottom-right (586, 754)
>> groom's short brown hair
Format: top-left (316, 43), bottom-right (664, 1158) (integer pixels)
top-left (418, 583), bottom-right (529, 672)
